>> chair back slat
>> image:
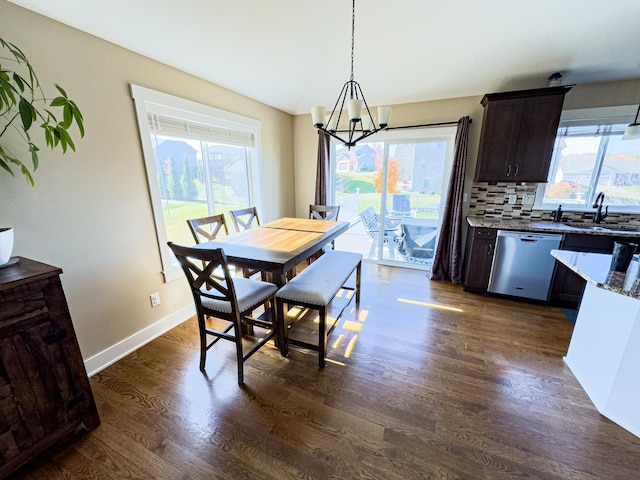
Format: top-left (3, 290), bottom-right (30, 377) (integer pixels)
top-left (187, 214), bottom-right (229, 243)
top-left (309, 205), bottom-right (340, 221)
top-left (168, 242), bottom-right (237, 311)
top-left (229, 207), bottom-right (260, 232)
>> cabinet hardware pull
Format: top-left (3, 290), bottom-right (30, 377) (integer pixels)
top-left (487, 244), bottom-right (493, 255)
top-left (43, 329), bottom-right (68, 344)
top-left (514, 164), bottom-right (519, 176)
top-left (506, 165), bottom-right (511, 177)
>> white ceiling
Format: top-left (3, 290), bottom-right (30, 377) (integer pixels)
top-left (9, 0), bottom-right (640, 115)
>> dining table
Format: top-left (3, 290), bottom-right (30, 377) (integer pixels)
top-left (195, 217), bottom-right (349, 287)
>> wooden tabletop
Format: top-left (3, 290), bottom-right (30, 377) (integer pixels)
top-left (196, 218), bottom-right (349, 286)
top-left (262, 217), bottom-right (340, 233)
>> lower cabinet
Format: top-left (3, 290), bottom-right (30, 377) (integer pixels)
top-left (0, 257), bottom-right (100, 478)
top-left (463, 227), bottom-right (497, 292)
top-left (550, 234), bottom-right (638, 307)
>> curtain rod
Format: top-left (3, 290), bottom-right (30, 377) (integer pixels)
top-left (385, 118), bottom-right (472, 131)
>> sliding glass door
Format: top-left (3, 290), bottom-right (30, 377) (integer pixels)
top-left (331, 127), bottom-right (455, 269)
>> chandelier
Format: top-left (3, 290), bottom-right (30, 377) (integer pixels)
top-left (622, 102), bottom-right (640, 140)
top-left (310, 0), bottom-right (391, 147)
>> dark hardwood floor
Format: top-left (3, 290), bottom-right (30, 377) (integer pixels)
top-left (13, 263), bottom-right (640, 479)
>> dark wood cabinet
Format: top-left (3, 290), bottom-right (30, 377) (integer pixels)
top-left (474, 86), bottom-right (572, 183)
top-left (463, 227), bottom-right (497, 292)
top-left (0, 257), bottom-right (100, 478)
top-left (550, 234), bottom-right (640, 307)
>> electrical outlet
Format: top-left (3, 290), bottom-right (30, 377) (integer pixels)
top-left (523, 194), bottom-right (536, 205)
top-left (150, 292), bottom-right (161, 308)
top-left (508, 194), bottom-right (517, 204)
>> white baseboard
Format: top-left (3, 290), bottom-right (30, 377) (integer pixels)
top-left (83, 303), bottom-right (195, 377)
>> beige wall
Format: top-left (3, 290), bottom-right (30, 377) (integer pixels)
top-left (0, 1), bottom-right (294, 368)
top-left (293, 96), bottom-right (485, 217)
top-left (292, 80), bottom-right (640, 218)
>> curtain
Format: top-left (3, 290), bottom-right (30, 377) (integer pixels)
top-left (314, 130), bottom-right (331, 205)
top-left (429, 116), bottom-right (471, 283)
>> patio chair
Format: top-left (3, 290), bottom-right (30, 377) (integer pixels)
top-left (358, 206), bottom-right (400, 258)
top-left (396, 223), bottom-right (439, 263)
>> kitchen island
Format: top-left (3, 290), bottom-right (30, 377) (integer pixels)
top-left (551, 249), bottom-right (640, 438)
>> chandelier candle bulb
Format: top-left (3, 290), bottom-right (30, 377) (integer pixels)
top-left (362, 114), bottom-right (374, 131)
top-left (378, 106), bottom-right (392, 127)
top-left (348, 99), bottom-right (363, 121)
top-left (326, 114), bottom-right (339, 132)
top-left (311, 106), bottom-right (326, 127)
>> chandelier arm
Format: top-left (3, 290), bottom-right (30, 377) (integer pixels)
top-left (326, 82), bottom-right (350, 131)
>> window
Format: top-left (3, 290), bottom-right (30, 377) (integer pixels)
top-left (330, 127), bottom-right (455, 268)
top-left (131, 85), bottom-right (263, 281)
top-left (536, 106), bottom-right (640, 212)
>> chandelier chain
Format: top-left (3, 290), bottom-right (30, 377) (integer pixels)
top-left (350, 0), bottom-right (355, 81)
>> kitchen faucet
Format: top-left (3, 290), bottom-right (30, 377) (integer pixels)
top-left (593, 192), bottom-right (608, 224)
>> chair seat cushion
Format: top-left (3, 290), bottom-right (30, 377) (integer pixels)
top-left (276, 251), bottom-right (361, 306)
top-left (202, 278), bottom-right (277, 314)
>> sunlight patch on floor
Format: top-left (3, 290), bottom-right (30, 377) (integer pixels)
top-left (397, 297), bottom-right (464, 313)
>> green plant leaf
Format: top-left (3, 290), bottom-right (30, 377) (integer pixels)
top-left (62, 103), bottom-right (73, 129)
top-left (11, 72), bottom-right (25, 92)
top-left (55, 84), bottom-right (68, 97)
top-left (18, 96), bottom-right (34, 130)
top-left (49, 96), bottom-right (67, 107)
top-left (20, 163), bottom-right (35, 187)
top-left (28, 142), bottom-right (39, 171)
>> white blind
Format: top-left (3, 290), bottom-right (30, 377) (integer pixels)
top-left (147, 112), bottom-right (255, 147)
top-left (558, 123), bottom-right (627, 137)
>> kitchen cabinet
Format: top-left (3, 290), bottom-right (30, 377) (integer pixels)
top-left (551, 234), bottom-right (639, 307)
top-left (0, 257), bottom-right (100, 478)
top-left (463, 227), bottom-right (497, 293)
top-left (474, 86), bottom-right (572, 183)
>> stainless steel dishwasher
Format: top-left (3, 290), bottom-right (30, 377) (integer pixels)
top-left (487, 230), bottom-right (562, 301)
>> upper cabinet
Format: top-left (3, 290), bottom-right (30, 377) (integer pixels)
top-left (473, 86), bottom-right (572, 183)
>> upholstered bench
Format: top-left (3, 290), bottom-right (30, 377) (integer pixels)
top-left (276, 251), bottom-right (362, 367)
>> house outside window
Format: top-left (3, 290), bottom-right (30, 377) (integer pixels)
top-left (131, 85), bottom-right (263, 281)
top-left (536, 106), bottom-right (640, 212)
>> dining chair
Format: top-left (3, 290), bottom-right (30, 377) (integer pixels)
top-left (229, 206), bottom-right (260, 232)
top-left (309, 205), bottom-right (340, 256)
top-left (167, 242), bottom-right (278, 385)
top-left (187, 214), bottom-right (229, 244)
top-left (309, 204), bottom-right (340, 221)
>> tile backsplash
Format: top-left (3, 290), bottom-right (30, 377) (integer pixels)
top-left (468, 182), bottom-right (640, 227)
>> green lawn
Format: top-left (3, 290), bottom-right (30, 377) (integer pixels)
top-left (161, 200), bottom-right (246, 245)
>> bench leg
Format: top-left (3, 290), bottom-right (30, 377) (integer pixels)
top-left (355, 261), bottom-right (361, 305)
top-left (276, 298), bottom-right (289, 358)
top-left (318, 306), bottom-right (326, 368)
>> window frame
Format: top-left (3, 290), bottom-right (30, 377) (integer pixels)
top-left (131, 84), bottom-right (263, 282)
top-left (534, 105), bottom-right (640, 213)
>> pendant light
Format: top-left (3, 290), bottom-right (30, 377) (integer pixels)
top-left (310, 0), bottom-right (391, 148)
top-left (622, 103), bottom-right (640, 140)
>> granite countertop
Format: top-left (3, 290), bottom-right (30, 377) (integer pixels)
top-left (551, 249), bottom-right (640, 299)
top-left (467, 217), bottom-right (640, 237)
